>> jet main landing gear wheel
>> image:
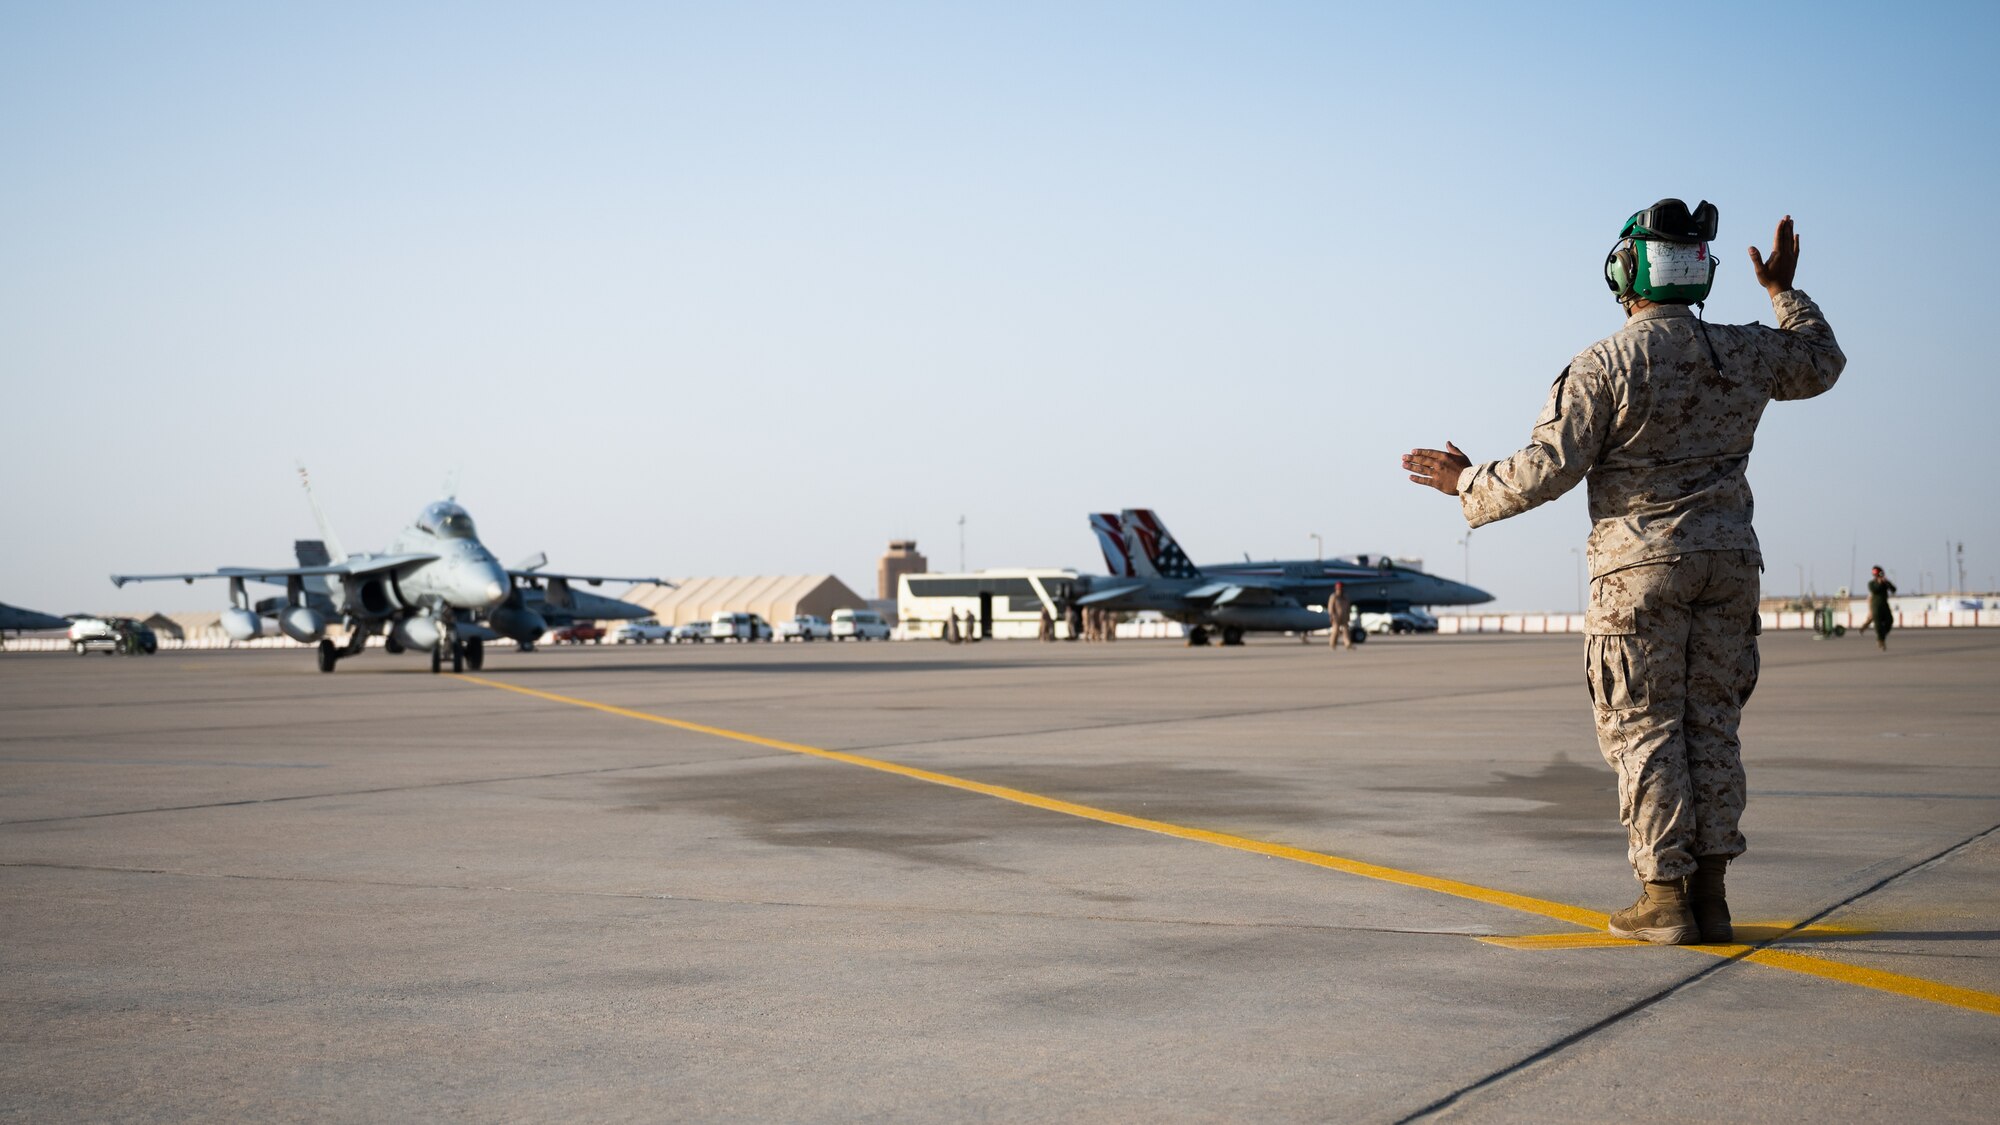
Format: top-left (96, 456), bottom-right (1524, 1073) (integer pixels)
top-left (317, 639), bottom-right (339, 673)
top-left (465, 638), bottom-right (484, 671)
top-left (450, 641), bottom-right (465, 674)
top-left (1186, 625), bottom-right (1210, 646)
top-left (430, 643), bottom-right (443, 674)
top-left (1221, 626), bottom-right (1244, 646)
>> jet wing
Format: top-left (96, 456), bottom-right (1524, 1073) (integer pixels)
top-left (1074, 584), bottom-right (1148, 607)
top-left (509, 570), bottom-right (676, 588)
top-left (1183, 582), bottom-right (1288, 606)
top-left (111, 554), bottom-right (439, 588)
top-left (0, 602), bottom-right (72, 631)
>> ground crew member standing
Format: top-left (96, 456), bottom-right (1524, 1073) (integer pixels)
top-left (1403, 201), bottom-right (1844, 944)
top-left (1863, 566), bottom-right (1897, 650)
top-left (1327, 582), bottom-right (1353, 650)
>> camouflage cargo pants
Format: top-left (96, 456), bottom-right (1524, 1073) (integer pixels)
top-left (1585, 550), bottom-right (1761, 882)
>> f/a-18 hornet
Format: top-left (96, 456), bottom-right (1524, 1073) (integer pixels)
top-left (111, 470), bottom-right (669, 673)
top-left (1076, 509), bottom-right (1491, 645)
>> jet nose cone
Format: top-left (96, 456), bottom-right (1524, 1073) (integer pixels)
top-left (1456, 581), bottom-right (1494, 606)
top-left (463, 562), bottom-right (510, 610)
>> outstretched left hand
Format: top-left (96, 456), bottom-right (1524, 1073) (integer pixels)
top-left (1403, 442), bottom-right (1471, 496)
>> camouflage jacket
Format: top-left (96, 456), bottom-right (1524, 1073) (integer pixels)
top-left (1456, 290), bottom-right (1844, 577)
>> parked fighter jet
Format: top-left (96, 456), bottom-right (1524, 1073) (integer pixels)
top-left (491, 551), bottom-right (662, 651)
top-left (1076, 509), bottom-right (1491, 645)
top-left (111, 470), bottom-right (669, 673)
top-left (1, 601), bottom-right (73, 648)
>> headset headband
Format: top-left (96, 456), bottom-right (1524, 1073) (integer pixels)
top-left (1621, 198), bottom-right (1718, 244)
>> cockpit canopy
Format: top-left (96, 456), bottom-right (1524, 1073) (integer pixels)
top-left (417, 500), bottom-right (478, 540)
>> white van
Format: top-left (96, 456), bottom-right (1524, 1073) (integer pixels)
top-left (831, 608), bottom-right (891, 641)
top-left (710, 611), bottom-right (773, 642)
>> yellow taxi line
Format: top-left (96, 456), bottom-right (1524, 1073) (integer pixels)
top-left (458, 675), bottom-right (2000, 1018)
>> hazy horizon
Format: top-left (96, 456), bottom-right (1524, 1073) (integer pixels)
top-left (5, 2), bottom-right (1995, 618)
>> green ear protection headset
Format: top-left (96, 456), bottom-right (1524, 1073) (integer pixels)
top-left (1604, 198), bottom-right (1720, 303)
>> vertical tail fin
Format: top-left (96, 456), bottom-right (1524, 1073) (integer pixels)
top-left (295, 464), bottom-right (348, 563)
top-left (292, 540), bottom-right (334, 595)
top-left (1121, 509), bottom-right (1201, 580)
top-left (1090, 513), bottom-right (1135, 577)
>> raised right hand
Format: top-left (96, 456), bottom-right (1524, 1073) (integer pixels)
top-left (1748, 215), bottom-right (1799, 297)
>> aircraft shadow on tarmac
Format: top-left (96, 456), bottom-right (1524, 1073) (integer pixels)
top-left (1371, 752), bottom-right (1624, 844)
top-left (608, 760), bottom-right (1329, 876)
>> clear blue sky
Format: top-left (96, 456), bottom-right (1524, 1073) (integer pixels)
top-left (4, 1), bottom-right (1994, 615)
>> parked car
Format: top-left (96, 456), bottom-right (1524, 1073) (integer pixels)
top-left (672, 621), bottom-right (712, 644)
top-left (710, 611), bottom-right (773, 642)
top-left (547, 622), bottom-right (606, 645)
top-left (68, 616), bottom-right (158, 655)
top-left (831, 608), bottom-right (892, 641)
top-left (778, 614), bottom-right (832, 642)
top-left (1359, 608), bottom-right (1439, 635)
top-left (610, 619), bottom-right (672, 644)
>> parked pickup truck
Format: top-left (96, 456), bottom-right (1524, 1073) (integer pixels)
top-left (610, 619), bottom-right (672, 644)
top-left (1358, 608), bottom-right (1438, 635)
top-left (779, 614), bottom-right (832, 641)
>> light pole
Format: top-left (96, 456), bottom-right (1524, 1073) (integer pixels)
top-left (958, 515), bottom-right (966, 572)
top-left (1457, 531), bottom-right (1472, 584)
top-left (1309, 533), bottom-right (1323, 561)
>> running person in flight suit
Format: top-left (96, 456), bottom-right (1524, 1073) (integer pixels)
top-left (1403, 201), bottom-right (1845, 944)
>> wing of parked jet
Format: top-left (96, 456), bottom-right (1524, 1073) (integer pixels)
top-left (507, 569), bottom-right (675, 588)
top-left (0, 601), bottom-right (72, 632)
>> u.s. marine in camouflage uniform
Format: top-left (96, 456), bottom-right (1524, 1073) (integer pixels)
top-left (1404, 206), bottom-right (1844, 944)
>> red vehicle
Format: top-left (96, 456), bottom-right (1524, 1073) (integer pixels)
top-left (547, 623), bottom-right (605, 645)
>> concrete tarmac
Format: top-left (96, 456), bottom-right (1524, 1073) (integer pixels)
top-left (3, 631), bottom-right (1996, 1121)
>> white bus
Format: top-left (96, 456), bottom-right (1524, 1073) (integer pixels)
top-left (898, 569), bottom-right (1080, 640)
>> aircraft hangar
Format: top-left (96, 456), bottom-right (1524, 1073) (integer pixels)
top-left (621, 575), bottom-right (870, 628)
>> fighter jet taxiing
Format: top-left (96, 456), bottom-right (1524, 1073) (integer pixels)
top-left (1076, 509), bottom-right (1492, 645)
top-left (111, 470), bottom-right (669, 673)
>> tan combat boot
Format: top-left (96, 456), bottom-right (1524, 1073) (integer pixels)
top-left (1607, 879), bottom-right (1699, 945)
top-left (1688, 855), bottom-right (1732, 943)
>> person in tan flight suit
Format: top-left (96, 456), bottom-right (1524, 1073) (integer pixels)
top-left (1404, 201), bottom-right (1844, 945)
top-left (1327, 582), bottom-right (1353, 650)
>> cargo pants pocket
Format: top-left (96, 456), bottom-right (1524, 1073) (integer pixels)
top-left (1741, 609), bottom-right (1763, 706)
top-left (1584, 604), bottom-right (1645, 711)
top-left (1586, 603), bottom-right (1644, 827)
